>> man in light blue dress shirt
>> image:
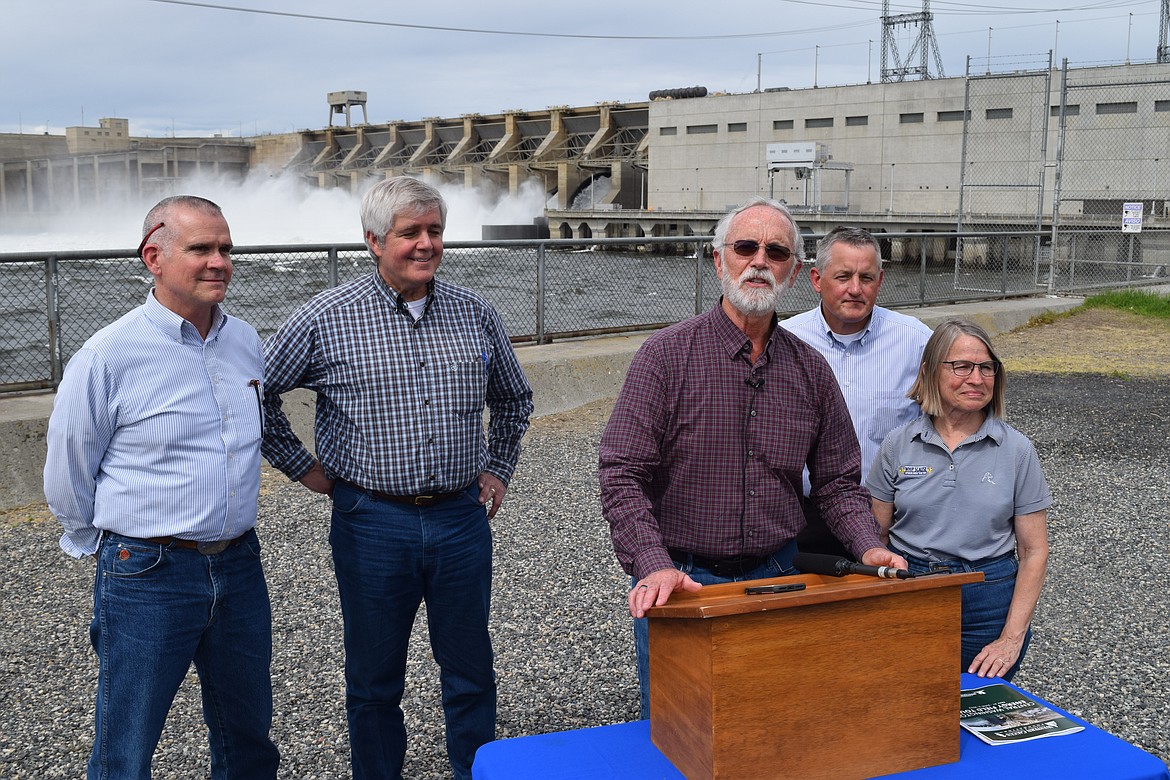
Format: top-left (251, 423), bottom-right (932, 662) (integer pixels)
top-left (781, 226), bottom-right (932, 558)
top-left (44, 196), bottom-right (278, 780)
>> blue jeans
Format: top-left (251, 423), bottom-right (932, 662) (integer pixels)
top-left (88, 530), bottom-right (278, 780)
top-left (633, 540), bottom-right (798, 720)
top-left (894, 547), bottom-right (1029, 681)
top-left (329, 481), bottom-right (495, 780)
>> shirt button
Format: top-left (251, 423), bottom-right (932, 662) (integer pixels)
top-left (424, 399), bottom-right (431, 406)
top-left (750, 410), bottom-right (757, 417)
top-left (747, 449), bottom-right (754, 456)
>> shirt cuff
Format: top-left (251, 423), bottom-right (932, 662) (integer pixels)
top-left (634, 548), bottom-right (676, 581)
top-left (60, 530), bottom-right (98, 559)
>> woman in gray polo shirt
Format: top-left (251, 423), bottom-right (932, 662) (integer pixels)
top-left (867, 318), bottom-right (1051, 682)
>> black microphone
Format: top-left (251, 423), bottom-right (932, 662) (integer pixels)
top-left (745, 376), bottom-right (765, 389)
top-left (793, 552), bottom-right (911, 580)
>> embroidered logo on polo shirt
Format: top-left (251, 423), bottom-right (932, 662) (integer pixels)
top-left (899, 465), bottom-right (933, 477)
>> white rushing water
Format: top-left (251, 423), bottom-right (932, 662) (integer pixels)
top-left (0, 172), bottom-right (548, 253)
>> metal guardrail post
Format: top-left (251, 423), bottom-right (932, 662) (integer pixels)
top-left (45, 256), bottom-right (63, 386)
top-left (327, 248), bottom-right (340, 288)
top-left (1001, 235), bottom-right (1008, 296)
top-left (918, 240), bottom-right (927, 306)
top-left (694, 241), bottom-right (704, 316)
top-left (1126, 234), bottom-right (1135, 283)
top-left (536, 243), bottom-right (546, 344)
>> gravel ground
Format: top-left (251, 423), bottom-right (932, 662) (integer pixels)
top-left (2, 346), bottom-right (1168, 777)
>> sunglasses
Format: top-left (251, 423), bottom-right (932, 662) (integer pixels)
top-left (726, 239), bottom-right (795, 263)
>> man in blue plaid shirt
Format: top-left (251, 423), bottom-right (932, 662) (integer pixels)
top-left (261, 177), bottom-right (533, 780)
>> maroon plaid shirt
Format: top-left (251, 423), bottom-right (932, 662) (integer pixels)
top-left (599, 305), bottom-right (881, 580)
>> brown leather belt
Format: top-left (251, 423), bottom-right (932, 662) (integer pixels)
top-left (367, 488), bottom-right (465, 507)
top-left (144, 534), bottom-right (246, 555)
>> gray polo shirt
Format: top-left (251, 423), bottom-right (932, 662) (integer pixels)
top-left (866, 414), bottom-right (1052, 561)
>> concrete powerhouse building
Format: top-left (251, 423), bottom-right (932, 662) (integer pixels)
top-left (2, 60), bottom-right (1167, 241)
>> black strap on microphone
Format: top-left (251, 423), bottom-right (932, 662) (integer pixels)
top-left (793, 551), bottom-right (911, 580)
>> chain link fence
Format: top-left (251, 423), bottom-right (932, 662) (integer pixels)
top-left (954, 56), bottom-right (1170, 293)
top-left (956, 56), bottom-right (1054, 296)
top-left (1, 229), bottom-right (1080, 393)
top-left (1051, 61), bottom-right (1170, 289)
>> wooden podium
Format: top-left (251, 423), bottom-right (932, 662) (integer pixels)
top-left (646, 571), bottom-right (983, 780)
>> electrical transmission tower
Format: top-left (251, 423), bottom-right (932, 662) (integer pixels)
top-left (880, 0), bottom-right (946, 82)
top-left (1159, 0), bottom-right (1169, 62)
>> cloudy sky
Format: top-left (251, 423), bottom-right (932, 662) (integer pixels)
top-left (1, 0), bottom-right (1160, 138)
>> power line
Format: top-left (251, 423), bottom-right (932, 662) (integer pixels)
top-left (144, 0), bottom-right (813, 40)
top-left (144, 0), bottom-right (1153, 39)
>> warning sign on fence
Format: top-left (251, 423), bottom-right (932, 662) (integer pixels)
top-left (1122, 202), bottom-right (1144, 233)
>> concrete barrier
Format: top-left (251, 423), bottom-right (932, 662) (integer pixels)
top-left (4, 296), bottom-right (1084, 512)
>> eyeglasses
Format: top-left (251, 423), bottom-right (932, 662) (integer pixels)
top-left (726, 239), bottom-right (795, 263)
top-left (942, 360), bottom-right (1000, 378)
top-left (137, 222), bottom-right (165, 257)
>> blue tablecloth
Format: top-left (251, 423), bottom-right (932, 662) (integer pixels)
top-left (473, 675), bottom-right (1169, 779)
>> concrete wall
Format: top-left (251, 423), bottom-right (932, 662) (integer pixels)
top-left (646, 62), bottom-right (1170, 218)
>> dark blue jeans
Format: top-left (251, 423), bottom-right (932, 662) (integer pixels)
top-left (894, 547), bottom-right (1029, 681)
top-left (330, 481), bottom-right (495, 780)
top-left (89, 530), bottom-right (277, 780)
top-left (633, 540), bottom-right (798, 720)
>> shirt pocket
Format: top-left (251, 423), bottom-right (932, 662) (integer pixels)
top-left (445, 355), bottom-right (488, 418)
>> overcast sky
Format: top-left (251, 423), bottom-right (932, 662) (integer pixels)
top-left (1, 0), bottom-right (1161, 138)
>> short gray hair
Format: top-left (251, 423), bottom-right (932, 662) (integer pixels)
top-left (815, 226), bottom-right (882, 273)
top-left (141, 195), bottom-right (224, 254)
top-left (360, 177), bottom-right (447, 257)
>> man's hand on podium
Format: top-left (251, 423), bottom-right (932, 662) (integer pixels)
top-left (860, 546), bottom-right (909, 571)
top-left (628, 568), bottom-right (702, 618)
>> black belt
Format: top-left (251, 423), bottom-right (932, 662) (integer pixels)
top-left (144, 534), bottom-right (247, 555)
top-left (367, 488), bottom-right (465, 507)
top-left (667, 548), bottom-right (771, 578)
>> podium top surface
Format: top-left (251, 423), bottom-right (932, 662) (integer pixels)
top-left (646, 571), bottom-right (984, 619)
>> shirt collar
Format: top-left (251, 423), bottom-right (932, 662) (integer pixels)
top-left (913, 413), bottom-right (1006, 446)
top-left (816, 303), bottom-right (878, 345)
top-left (372, 272), bottom-right (437, 319)
top-left (710, 300), bottom-right (778, 362)
top-left (143, 290), bottom-right (225, 344)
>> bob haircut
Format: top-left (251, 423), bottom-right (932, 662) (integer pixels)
top-left (909, 317), bottom-right (1006, 418)
top-left (360, 177), bottom-right (447, 259)
top-left (711, 196), bottom-right (806, 263)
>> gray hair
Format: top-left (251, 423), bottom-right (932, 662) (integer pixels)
top-left (360, 177), bottom-right (447, 258)
top-left (711, 196), bottom-right (805, 262)
top-left (815, 226), bottom-right (883, 273)
top-left (141, 195), bottom-right (224, 254)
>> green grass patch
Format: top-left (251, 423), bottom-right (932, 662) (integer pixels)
top-left (1082, 290), bottom-right (1170, 319)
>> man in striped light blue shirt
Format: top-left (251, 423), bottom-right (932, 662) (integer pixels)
top-left (781, 226), bottom-right (932, 558)
top-left (44, 196), bottom-right (278, 779)
top-left (261, 177), bottom-right (533, 780)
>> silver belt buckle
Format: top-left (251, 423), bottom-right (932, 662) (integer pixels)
top-left (197, 540), bottom-right (231, 555)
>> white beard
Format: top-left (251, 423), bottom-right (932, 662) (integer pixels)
top-left (721, 265), bottom-right (785, 315)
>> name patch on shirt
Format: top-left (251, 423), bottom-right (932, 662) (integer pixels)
top-left (898, 464), bottom-right (933, 478)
